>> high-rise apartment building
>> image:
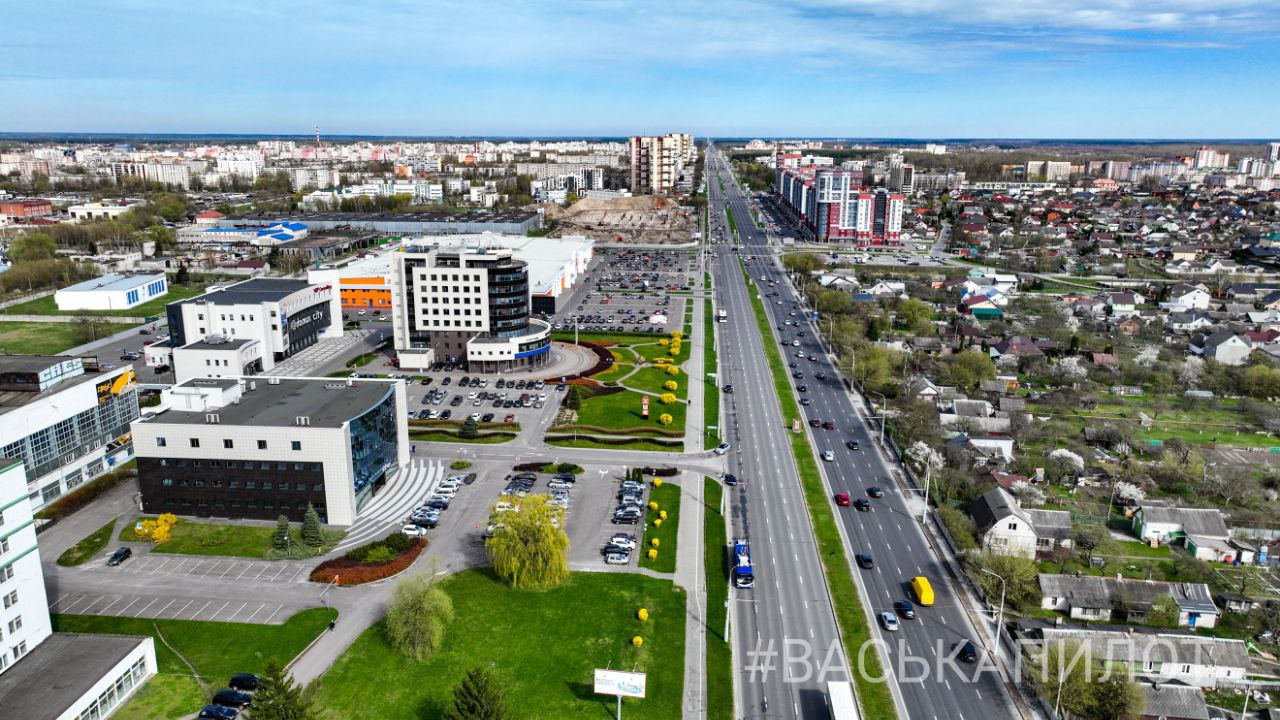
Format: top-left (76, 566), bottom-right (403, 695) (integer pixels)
top-left (1194, 146), bottom-right (1231, 169)
top-left (775, 162), bottom-right (903, 246)
top-left (389, 245), bottom-right (551, 371)
top-left (627, 134), bottom-right (694, 194)
top-left (1268, 142), bottom-right (1280, 163)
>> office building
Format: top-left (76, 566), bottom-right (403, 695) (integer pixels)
top-left (627, 134), bottom-right (694, 194)
top-left (132, 376), bottom-right (409, 525)
top-left (390, 245), bottom-right (551, 371)
top-left (775, 163), bottom-right (904, 245)
top-left (0, 460), bottom-right (158, 720)
top-left (0, 356), bottom-right (139, 509)
top-left (154, 278), bottom-right (342, 381)
top-left (66, 201), bottom-right (144, 222)
top-left (0, 199), bottom-right (52, 219)
top-left (53, 273), bottom-right (168, 312)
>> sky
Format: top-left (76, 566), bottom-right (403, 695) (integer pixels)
top-left (2, 0), bottom-right (1278, 139)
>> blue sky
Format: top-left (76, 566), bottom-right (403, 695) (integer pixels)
top-left (2, 1), bottom-right (1278, 138)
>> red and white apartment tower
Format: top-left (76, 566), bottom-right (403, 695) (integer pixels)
top-left (773, 152), bottom-right (904, 246)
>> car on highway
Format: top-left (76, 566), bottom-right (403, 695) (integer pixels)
top-left (956, 640), bottom-right (978, 663)
top-left (868, 486), bottom-right (885, 498)
top-left (796, 384), bottom-right (807, 392)
top-left (853, 498), bottom-right (871, 511)
top-left (879, 612), bottom-right (900, 632)
top-left (856, 553), bottom-right (874, 569)
top-left (846, 440), bottom-right (860, 451)
top-left (714, 442), bottom-right (731, 455)
top-left (800, 398), bottom-right (811, 406)
top-left (895, 601), bottom-right (916, 619)
top-left (820, 450), bottom-right (834, 462)
top-left (834, 492), bottom-right (851, 506)
top-left (821, 421), bottom-right (834, 430)
top-left (106, 547), bottom-right (132, 566)
top-left (722, 384), bottom-right (734, 393)
top-left (809, 418), bottom-right (821, 428)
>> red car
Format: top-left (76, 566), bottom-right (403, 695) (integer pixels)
top-left (834, 492), bottom-right (851, 507)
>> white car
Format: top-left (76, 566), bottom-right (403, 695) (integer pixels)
top-left (401, 524), bottom-right (428, 538)
top-left (493, 501), bottom-right (516, 513)
top-left (609, 534), bottom-right (637, 551)
top-left (467, 392), bottom-right (478, 399)
top-left (821, 450), bottom-right (835, 462)
top-left (604, 552), bottom-right (629, 565)
top-left (714, 442), bottom-right (731, 456)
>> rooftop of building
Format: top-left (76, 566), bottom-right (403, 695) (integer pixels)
top-left (143, 376), bottom-right (395, 429)
top-left (0, 356), bottom-right (132, 416)
top-left (264, 210), bottom-right (538, 224)
top-left (56, 272), bottom-right (166, 294)
top-left (0, 633), bottom-right (151, 720)
top-left (174, 277), bottom-right (311, 307)
top-left (181, 337), bottom-right (257, 351)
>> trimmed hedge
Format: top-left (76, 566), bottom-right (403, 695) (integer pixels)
top-left (35, 467), bottom-right (136, 522)
top-left (544, 434), bottom-right (684, 449)
top-left (513, 462), bottom-right (585, 474)
top-left (309, 534), bottom-right (426, 585)
top-left (550, 423), bottom-right (684, 438)
top-left (642, 466), bottom-right (679, 477)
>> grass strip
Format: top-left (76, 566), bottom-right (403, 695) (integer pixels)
top-left (57, 518), bottom-right (117, 566)
top-left (703, 478), bottom-right (733, 720)
top-left (742, 262), bottom-right (898, 720)
top-left (638, 481), bottom-right (681, 573)
top-left (704, 296), bottom-right (721, 448)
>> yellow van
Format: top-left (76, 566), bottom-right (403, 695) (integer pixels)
top-left (911, 576), bottom-right (935, 606)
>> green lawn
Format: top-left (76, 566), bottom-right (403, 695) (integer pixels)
top-left (57, 518), bottom-right (119, 567)
top-left (312, 570), bottom-right (686, 720)
top-left (594, 361), bottom-right (631, 383)
top-left (119, 516), bottom-right (342, 559)
top-left (2, 283), bottom-right (208, 318)
top-left (625, 366), bottom-right (688, 400)
top-left (409, 430), bottom-right (517, 444)
top-left (552, 330), bottom-right (666, 344)
top-left (0, 320), bottom-right (136, 354)
top-left (632, 341), bottom-right (684, 365)
top-left (52, 608), bottom-right (336, 720)
top-left (639, 482), bottom-right (681, 573)
top-left (704, 298), bottom-right (721, 448)
top-left (574, 387), bottom-right (687, 433)
top-left (743, 261), bottom-right (897, 720)
top-left (546, 436), bottom-right (684, 452)
top-left (703, 478), bottom-right (733, 720)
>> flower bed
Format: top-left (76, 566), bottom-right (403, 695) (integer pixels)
top-left (309, 534), bottom-right (426, 585)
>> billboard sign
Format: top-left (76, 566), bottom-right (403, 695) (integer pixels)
top-left (593, 669), bottom-right (646, 699)
top-left (641, 396), bottom-right (650, 419)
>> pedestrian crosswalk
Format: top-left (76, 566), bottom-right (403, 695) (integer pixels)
top-left (334, 459), bottom-right (443, 552)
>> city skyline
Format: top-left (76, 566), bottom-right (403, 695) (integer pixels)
top-left (3, 1), bottom-right (1279, 138)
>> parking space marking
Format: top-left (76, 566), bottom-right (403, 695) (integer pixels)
top-left (51, 592), bottom-right (85, 612)
top-left (264, 604), bottom-right (284, 624)
top-left (117, 597), bottom-right (141, 616)
top-left (209, 601), bottom-right (231, 620)
top-left (226, 602), bottom-right (249, 621)
top-left (135, 598), bottom-right (158, 617)
top-left (153, 599), bottom-right (176, 618)
top-left (174, 599), bottom-right (194, 617)
top-left (246, 603), bottom-right (268, 622)
top-left (193, 600), bottom-right (212, 619)
top-left (97, 596), bottom-right (124, 615)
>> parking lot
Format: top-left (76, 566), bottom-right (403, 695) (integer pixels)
top-left (49, 590), bottom-right (302, 625)
top-left (551, 248), bottom-right (698, 335)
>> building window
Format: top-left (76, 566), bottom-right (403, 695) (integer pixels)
top-left (156, 437), bottom-right (167, 447)
top-left (162, 478), bottom-right (173, 487)
top-left (7, 616), bottom-right (20, 634)
top-left (291, 441), bottom-right (302, 451)
top-left (246, 481), bottom-right (257, 489)
top-left (2, 590), bottom-right (16, 608)
top-left (189, 438), bottom-right (200, 448)
top-left (223, 439), bottom-right (234, 449)
top-left (257, 440), bottom-right (267, 450)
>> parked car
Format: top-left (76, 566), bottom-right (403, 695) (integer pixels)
top-left (608, 533), bottom-right (637, 551)
top-left (724, 473), bottom-right (738, 486)
top-left (402, 524), bottom-right (428, 538)
top-left (228, 674), bottom-right (260, 692)
top-left (212, 689), bottom-right (253, 709)
top-left (604, 552), bottom-right (629, 565)
top-left (198, 705), bottom-right (240, 719)
top-left (106, 547), bottom-right (132, 566)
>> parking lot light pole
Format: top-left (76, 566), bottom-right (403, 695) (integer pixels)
top-left (978, 568), bottom-right (1006, 662)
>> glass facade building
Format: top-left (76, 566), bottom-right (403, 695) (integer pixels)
top-left (349, 387), bottom-right (400, 509)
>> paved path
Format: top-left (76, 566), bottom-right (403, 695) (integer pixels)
top-left (332, 460), bottom-right (444, 552)
top-left (677, 474), bottom-right (708, 719)
top-left (265, 329), bottom-right (375, 376)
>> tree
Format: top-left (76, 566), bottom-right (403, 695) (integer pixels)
top-left (1146, 595), bottom-right (1180, 627)
top-left (174, 265), bottom-right (191, 284)
top-left (272, 515), bottom-right (291, 550)
top-left (71, 315), bottom-right (118, 346)
top-left (963, 550), bottom-right (1041, 612)
top-left (1073, 523), bottom-right (1115, 568)
top-left (1050, 356), bottom-right (1089, 385)
top-left (301, 503), bottom-right (324, 548)
top-left (9, 233), bottom-right (57, 262)
top-left (385, 573), bottom-right (455, 661)
top-left (486, 494), bottom-right (570, 589)
top-left (940, 349), bottom-right (996, 390)
top-left (446, 665), bottom-right (511, 720)
top-left (897, 298), bottom-right (933, 334)
top-left (1037, 640), bottom-right (1093, 718)
top-left (1085, 672), bottom-right (1145, 720)
top-left (248, 660), bottom-right (320, 720)
top-left (563, 384), bottom-right (583, 410)
top-left (460, 416), bottom-right (480, 439)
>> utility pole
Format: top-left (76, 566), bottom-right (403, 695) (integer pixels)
top-left (979, 568), bottom-right (1007, 662)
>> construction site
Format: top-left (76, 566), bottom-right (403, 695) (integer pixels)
top-left (540, 195), bottom-right (697, 244)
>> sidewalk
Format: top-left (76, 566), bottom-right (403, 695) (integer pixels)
top-left (676, 473), bottom-right (707, 720)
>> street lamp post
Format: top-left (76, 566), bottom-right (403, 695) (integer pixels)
top-left (978, 568), bottom-right (1007, 663)
top-left (870, 391), bottom-right (887, 446)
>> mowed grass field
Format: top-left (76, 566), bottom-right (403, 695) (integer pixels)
top-left (311, 570), bottom-right (686, 719)
top-left (0, 320), bottom-right (135, 354)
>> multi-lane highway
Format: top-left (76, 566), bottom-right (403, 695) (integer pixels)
top-left (707, 146), bottom-right (1019, 720)
top-left (710, 155), bottom-right (851, 720)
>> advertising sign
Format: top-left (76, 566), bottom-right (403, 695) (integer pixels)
top-left (641, 396), bottom-right (650, 418)
top-left (593, 669), bottom-right (646, 699)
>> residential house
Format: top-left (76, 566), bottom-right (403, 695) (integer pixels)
top-left (969, 487), bottom-right (1072, 557)
top-left (1140, 683), bottom-right (1210, 720)
top-left (1038, 574), bottom-right (1219, 628)
top-left (1189, 330), bottom-right (1252, 366)
top-left (1160, 283), bottom-right (1212, 311)
top-left (1166, 311), bottom-right (1214, 333)
top-left (1132, 507), bottom-right (1228, 546)
top-left (1031, 627), bottom-right (1246, 690)
top-left (1105, 291), bottom-right (1145, 317)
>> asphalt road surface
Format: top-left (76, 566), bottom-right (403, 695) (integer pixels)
top-left (708, 146), bottom-right (1019, 720)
